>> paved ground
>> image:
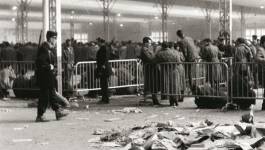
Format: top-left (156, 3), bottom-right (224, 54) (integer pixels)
top-left (1, 96), bottom-right (265, 150)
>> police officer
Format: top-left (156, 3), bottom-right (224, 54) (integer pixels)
top-left (96, 39), bottom-right (112, 104)
top-left (35, 31), bottom-right (68, 122)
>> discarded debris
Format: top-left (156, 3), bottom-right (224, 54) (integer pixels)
top-left (13, 125), bottom-right (29, 131)
top-left (102, 142), bottom-right (121, 147)
top-left (12, 139), bottom-right (33, 143)
top-left (93, 129), bottom-right (110, 135)
top-left (112, 107), bottom-right (143, 114)
top-left (76, 117), bottom-right (90, 121)
top-left (87, 137), bottom-right (101, 143)
top-left (175, 115), bottom-right (185, 120)
top-left (89, 117), bottom-right (265, 150)
top-left (104, 118), bottom-right (121, 122)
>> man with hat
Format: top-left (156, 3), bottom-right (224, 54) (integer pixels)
top-left (35, 30), bottom-right (68, 122)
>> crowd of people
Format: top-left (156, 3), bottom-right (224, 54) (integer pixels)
top-left (139, 30), bottom-right (265, 111)
top-left (1, 29), bottom-right (265, 122)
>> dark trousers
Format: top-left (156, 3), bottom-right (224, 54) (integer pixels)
top-left (100, 76), bottom-right (109, 102)
top-left (37, 87), bottom-right (60, 117)
top-left (186, 64), bottom-right (193, 89)
top-left (0, 89), bottom-right (9, 98)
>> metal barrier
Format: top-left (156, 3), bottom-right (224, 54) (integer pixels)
top-left (0, 61), bottom-right (75, 91)
top-left (143, 62), bottom-right (229, 101)
top-left (3, 59), bottom-right (263, 109)
top-left (73, 59), bottom-right (142, 93)
top-left (0, 61), bottom-right (36, 90)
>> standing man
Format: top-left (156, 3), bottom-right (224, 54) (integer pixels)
top-left (255, 35), bottom-right (265, 110)
top-left (96, 39), bottom-right (112, 104)
top-left (200, 38), bottom-right (222, 87)
top-left (155, 42), bottom-right (182, 106)
top-left (176, 30), bottom-right (199, 89)
top-left (62, 39), bottom-right (75, 90)
top-left (140, 37), bottom-right (160, 105)
top-left (35, 31), bottom-right (68, 122)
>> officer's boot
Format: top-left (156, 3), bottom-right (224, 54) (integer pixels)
top-left (55, 109), bottom-right (69, 120)
top-left (35, 115), bottom-right (49, 122)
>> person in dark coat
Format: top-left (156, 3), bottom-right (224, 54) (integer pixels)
top-left (140, 37), bottom-right (160, 105)
top-left (174, 42), bottom-right (186, 102)
top-left (255, 35), bottom-right (265, 110)
top-left (35, 31), bottom-right (68, 122)
top-left (232, 38), bottom-right (256, 109)
top-left (200, 39), bottom-right (222, 87)
top-left (155, 42), bottom-right (183, 106)
top-left (176, 30), bottom-right (199, 89)
top-left (62, 39), bottom-right (75, 90)
top-left (96, 40), bottom-right (112, 104)
top-left (234, 38), bottom-right (253, 77)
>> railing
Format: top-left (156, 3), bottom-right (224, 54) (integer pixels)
top-left (73, 59), bottom-right (142, 93)
top-left (0, 61), bottom-right (76, 91)
top-left (143, 62), bottom-right (229, 100)
top-left (0, 59), bottom-right (263, 110)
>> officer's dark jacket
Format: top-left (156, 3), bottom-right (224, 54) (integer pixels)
top-left (35, 42), bottom-right (57, 88)
top-left (96, 44), bottom-right (112, 78)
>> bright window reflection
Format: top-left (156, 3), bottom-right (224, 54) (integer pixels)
top-left (74, 33), bottom-right (88, 43)
top-left (150, 32), bottom-right (168, 42)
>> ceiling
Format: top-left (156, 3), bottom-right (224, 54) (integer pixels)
top-left (0, 0), bottom-right (265, 28)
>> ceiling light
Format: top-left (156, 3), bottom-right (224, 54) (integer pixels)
top-left (117, 13), bottom-right (121, 17)
top-left (89, 22), bottom-right (93, 26)
top-left (261, 6), bottom-right (264, 9)
top-left (71, 10), bottom-right (75, 14)
top-left (70, 16), bottom-right (74, 19)
top-left (11, 18), bottom-right (15, 22)
top-left (120, 24), bottom-right (124, 27)
top-left (12, 6), bottom-right (17, 11)
top-left (154, 16), bottom-right (159, 20)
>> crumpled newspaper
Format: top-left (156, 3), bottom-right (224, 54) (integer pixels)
top-left (90, 118), bottom-right (265, 150)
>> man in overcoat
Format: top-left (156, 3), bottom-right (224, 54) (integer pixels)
top-left (35, 31), bottom-right (68, 122)
top-left (96, 39), bottom-right (112, 104)
top-left (176, 30), bottom-right (199, 89)
top-left (140, 37), bottom-right (160, 105)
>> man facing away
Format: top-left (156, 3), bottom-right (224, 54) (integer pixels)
top-left (176, 30), bottom-right (199, 89)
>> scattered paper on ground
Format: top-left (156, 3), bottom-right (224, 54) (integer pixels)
top-left (88, 119), bottom-right (265, 150)
top-left (104, 118), bottom-right (121, 122)
top-left (76, 117), bottom-right (90, 121)
top-left (12, 139), bottom-right (33, 143)
top-left (112, 107), bottom-right (143, 114)
top-left (13, 125), bottom-right (29, 131)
